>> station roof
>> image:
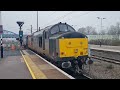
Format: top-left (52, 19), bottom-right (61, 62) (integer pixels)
top-left (1, 30), bottom-right (19, 38)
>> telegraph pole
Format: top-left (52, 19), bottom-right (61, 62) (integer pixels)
top-left (0, 11), bottom-right (3, 58)
top-left (31, 25), bottom-right (32, 34)
top-left (37, 11), bottom-right (38, 32)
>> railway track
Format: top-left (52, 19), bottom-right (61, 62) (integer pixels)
top-left (61, 68), bottom-right (91, 79)
top-left (91, 55), bottom-right (120, 65)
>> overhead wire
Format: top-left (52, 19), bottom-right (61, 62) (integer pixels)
top-left (63, 11), bottom-right (94, 29)
top-left (41, 11), bottom-right (75, 28)
top-left (65, 11), bottom-right (94, 22)
top-left (48, 11), bottom-right (56, 16)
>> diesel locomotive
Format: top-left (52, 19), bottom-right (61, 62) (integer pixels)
top-left (23, 22), bottom-right (93, 73)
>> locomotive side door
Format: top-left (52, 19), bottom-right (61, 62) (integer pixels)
top-left (43, 31), bottom-right (45, 50)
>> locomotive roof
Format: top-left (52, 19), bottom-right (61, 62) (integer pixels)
top-left (33, 24), bottom-right (55, 36)
top-left (49, 31), bottom-right (87, 39)
top-left (33, 22), bottom-right (75, 36)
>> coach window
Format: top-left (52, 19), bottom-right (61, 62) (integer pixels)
top-left (39, 37), bottom-right (42, 47)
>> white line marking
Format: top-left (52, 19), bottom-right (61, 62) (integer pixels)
top-left (29, 50), bottom-right (75, 79)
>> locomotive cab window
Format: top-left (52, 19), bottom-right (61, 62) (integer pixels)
top-left (39, 37), bottom-right (42, 47)
top-left (59, 24), bottom-right (68, 32)
top-left (50, 25), bottom-right (59, 35)
top-left (68, 26), bottom-right (75, 32)
top-left (59, 24), bottom-right (75, 32)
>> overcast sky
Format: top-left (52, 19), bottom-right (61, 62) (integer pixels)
top-left (1, 11), bottom-right (120, 34)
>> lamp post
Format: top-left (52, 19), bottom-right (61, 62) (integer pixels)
top-left (97, 17), bottom-right (106, 33)
top-left (37, 11), bottom-right (38, 32)
top-left (97, 17), bottom-right (106, 47)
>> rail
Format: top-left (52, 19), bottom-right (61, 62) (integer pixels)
top-left (91, 55), bottom-right (120, 65)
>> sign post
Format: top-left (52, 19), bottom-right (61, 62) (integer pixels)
top-left (0, 11), bottom-right (3, 58)
top-left (0, 25), bottom-right (3, 58)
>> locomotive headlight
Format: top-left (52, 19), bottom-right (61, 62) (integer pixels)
top-left (61, 52), bottom-right (64, 55)
top-left (84, 48), bottom-right (88, 54)
top-left (74, 49), bottom-right (78, 53)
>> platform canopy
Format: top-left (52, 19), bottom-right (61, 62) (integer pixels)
top-left (1, 30), bottom-right (19, 38)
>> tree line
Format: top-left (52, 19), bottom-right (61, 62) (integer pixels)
top-left (78, 22), bottom-right (120, 35)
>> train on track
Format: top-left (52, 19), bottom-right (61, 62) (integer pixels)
top-left (23, 22), bottom-right (93, 73)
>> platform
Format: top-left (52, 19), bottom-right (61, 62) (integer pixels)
top-left (0, 50), bottom-right (32, 79)
top-left (0, 47), bottom-right (74, 79)
top-left (20, 49), bottom-right (73, 79)
top-left (89, 44), bottom-right (120, 53)
top-left (89, 44), bottom-right (120, 61)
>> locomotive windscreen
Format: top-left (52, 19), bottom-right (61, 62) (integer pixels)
top-left (50, 24), bottom-right (75, 35)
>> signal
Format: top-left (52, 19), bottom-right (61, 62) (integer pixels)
top-left (16, 21), bottom-right (24, 46)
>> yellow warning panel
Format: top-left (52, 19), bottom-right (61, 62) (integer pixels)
top-left (59, 38), bottom-right (88, 58)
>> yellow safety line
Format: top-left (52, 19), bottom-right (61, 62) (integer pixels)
top-left (22, 50), bottom-right (29, 55)
top-left (20, 51), bottom-right (36, 79)
top-left (24, 55), bottom-right (47, 79)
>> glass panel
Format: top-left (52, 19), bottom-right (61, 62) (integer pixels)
top-left (59, 24), bottom-right (68, 32)
top-left (51, 25), bottom-right (59, 34)
top-left (68, 26), bottom-right (75, 31)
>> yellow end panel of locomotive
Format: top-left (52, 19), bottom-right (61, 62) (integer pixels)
top-left (59, 38), bottom-right (88, 58)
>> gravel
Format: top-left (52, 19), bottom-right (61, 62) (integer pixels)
top-left (83, 44), bottom-right (120, 79)
top-left (83, 59), bottom-right (120, 79)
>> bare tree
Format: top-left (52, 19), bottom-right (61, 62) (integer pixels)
top-left (78, 27), bottom-right (86, 35)
top-left (106, 22), bottom-right (120, 39)
top-left (87, 26), bottom-right (97, 35)
top-left (78, 26), bottom-right (98, 35)
top-left (100, 29), bottom-right (106, 35)
top-left (116, 22), bottom-right (120, 35)
top-left (107, 25), bottom-right (117, 35)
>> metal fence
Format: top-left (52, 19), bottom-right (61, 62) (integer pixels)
top-left (87, 35), bottom-right (120, 41)
top-left (0, 38), bottom-right (20, 50)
